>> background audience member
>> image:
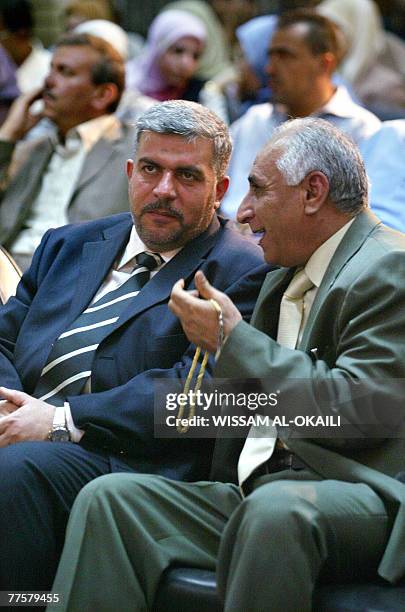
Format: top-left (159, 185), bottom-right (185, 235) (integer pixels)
top-left (0, 44), bottom-right (19, 125)
top-left (64, 0), bottom-right (144, 60)
top-left (126, 8), bottom-right (228, 122)
top-left (74, 19), bottom-right (154, 123)
top-left (0, 0), bottom-right (51, 92)
top-left (361, 119), bottom-right (405, 231)
top-left (64, 0), bottom-right (115, 31)
top-left (0, 32), bottom-right (131, 270)
top-left (318, 0), bottom-right (405, 119)
top-left (220, 9), bottom-right (381, 218)
top-left (163, 0), bottom-right (233, 82)
top-left (126, 8), bottom-right (205, 101)
top-left (224, 14), bottom-right (277, 122)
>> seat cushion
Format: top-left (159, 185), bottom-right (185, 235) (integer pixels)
top-left (154, 568), bottom-right (405, 612)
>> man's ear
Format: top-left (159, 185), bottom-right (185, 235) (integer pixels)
top-left (92, 83), bottom-right (119, 112)
top-left (214, 176), bottom-right (230, 209)
top-left (303, 171), bottom-right (329, 215)
top-left (126, 158), bottom-right (134, 180)
top-left (319, 51), bottom-right (337, 76)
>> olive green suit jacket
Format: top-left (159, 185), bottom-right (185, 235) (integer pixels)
top-left (212, 209), bottom-right (405, 583)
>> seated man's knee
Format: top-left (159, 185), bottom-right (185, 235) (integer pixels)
top-left (244, 480), bottom-right (324, 534)
top-left (72, 472), bottom-right (160, 515)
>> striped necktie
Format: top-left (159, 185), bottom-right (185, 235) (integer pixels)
top-left (33, 251), bottom-right (163, 406)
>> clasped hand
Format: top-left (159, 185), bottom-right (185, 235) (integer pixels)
top-left (0, 387), bottom-right (55, 447)
top-left (169, 271), bottom-right (242, 353)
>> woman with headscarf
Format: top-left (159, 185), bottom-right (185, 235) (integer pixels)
top-left (318, 0), bottom-right (405, 118)
top-left (126, 9), bottom-right (228, 122)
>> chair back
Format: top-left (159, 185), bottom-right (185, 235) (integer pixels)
top-left (0, 246), bottom-right (22, 304)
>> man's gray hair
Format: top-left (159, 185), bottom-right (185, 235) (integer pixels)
top-left (268, 118), bottom-right (369, 214)
top-left (135, 100), bottom-right (232, 179)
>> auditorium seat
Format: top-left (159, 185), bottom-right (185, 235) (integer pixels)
top-left (154, 568), bottom-right (405, 612)
top-left (0, 246), bottom-right (21, 304)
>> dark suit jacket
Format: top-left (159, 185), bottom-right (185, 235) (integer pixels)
top-left (212, 210), bottom-right (405, 583)
top-left (0, 213), bottom-right (268, 482)
top-left (0, 120), bottom-right (135, 247)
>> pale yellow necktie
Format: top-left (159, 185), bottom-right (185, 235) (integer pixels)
top-left (237, 269), bottom-right (314, 486)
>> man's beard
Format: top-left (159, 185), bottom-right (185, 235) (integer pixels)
top-left (132, 198), bottom-right (215, 252)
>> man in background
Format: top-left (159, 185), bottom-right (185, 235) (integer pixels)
top-left (221, 9), bottom-right (381, 217)
top-left (0, 31), bottom-right (131, 270)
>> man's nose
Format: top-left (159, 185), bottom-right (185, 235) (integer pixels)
top-left (44, 70), bottom-right (55, 89)
top-left (237, 194), bottom-right (255, 225)
top-left (153, 171), bottom-right (176, 199)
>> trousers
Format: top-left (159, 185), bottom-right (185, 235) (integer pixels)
top-left (50, 470), bottom-right (390, 612)
top-left (0, 441), bottom-right (135, 594)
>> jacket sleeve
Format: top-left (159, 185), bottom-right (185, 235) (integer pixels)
top-left (215, 250), bottom-right (405, 447)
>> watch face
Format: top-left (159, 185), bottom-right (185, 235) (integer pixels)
top-left (50, 427), bottom-right (70, 442)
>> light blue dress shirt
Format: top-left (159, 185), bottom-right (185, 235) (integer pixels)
top-left (361, 120), bottom-right (405, 232)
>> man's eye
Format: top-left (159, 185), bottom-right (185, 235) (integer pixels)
top-left (142, 165), bottom-right (156, 173)
top-left (181, 171), bottom-right (194, 180)
top-left (58, 65), bottom-right (75, 76)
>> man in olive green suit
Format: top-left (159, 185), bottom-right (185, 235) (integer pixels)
top-left (50, 118), bottom-right (405, 612)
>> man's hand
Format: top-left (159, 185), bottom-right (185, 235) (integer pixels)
top-left (0, 88), bottom-right (45, 142)
top-left (169, 271), bottom-right (242, 353)
top-left (0, 387), bottom-right (55, 447)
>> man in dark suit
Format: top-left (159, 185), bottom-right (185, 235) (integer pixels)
top-left (50, 118), bottom-right (405, 612)
top-left (0, 31), bottom-right (133, 270)
top-left (0, 99), bottom-right (267, 593)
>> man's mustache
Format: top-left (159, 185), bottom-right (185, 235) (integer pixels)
top-left (141, 200), bottom-right (184, 221)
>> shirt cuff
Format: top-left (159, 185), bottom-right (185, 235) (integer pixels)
top-left (64, 401), bottom-right (84, 443)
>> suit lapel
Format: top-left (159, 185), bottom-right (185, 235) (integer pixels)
top-left (300, 210), bottom-right (381, 350)
top-left (251, 267), bottom-right (295, 339)
top-left (5, 139), bottom-right (54, 234)
top-left (67, 217), bottom-right (132, 322)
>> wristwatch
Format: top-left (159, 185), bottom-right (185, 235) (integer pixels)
top-left (48, 406), bottom-right (71, 442)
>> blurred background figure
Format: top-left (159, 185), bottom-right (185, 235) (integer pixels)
top-left (317, 0), bottom-right (405, 119)
top-left (361, 119), bottom-right (405, 231)
top-left (0, 0), bottom-right (51, 92)
top-left (74, 19), bottom-right (154, 123)
top-left (65, 0), bottom-right (115, 31)
top-left (163, 0), bottom-right (233, 82)
top-left (210, 0), bottom-right (258, 49)
top-left (64, 0), bottom-right (144, 60)
top-left (225, 14), bottom-right (277, 122)
top-left (126, 8), bottom-right (228, 122)
top-left (220, 8), bottom-right (380, 219)
top-left (0, 44), bottom-right (19, 125)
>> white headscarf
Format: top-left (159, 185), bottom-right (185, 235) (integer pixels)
top-left (317, 0), bottom-right (385, 84)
